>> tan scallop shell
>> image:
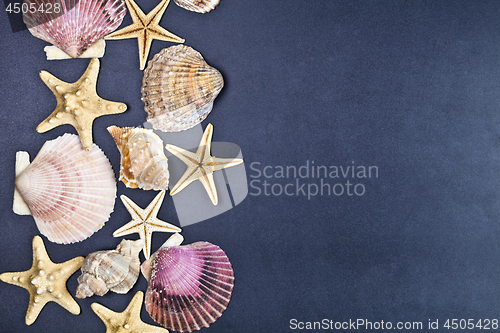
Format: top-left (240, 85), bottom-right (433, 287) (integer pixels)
top-left (13, 134), bottom-right (116, 244)
top-left (107, 126), bottom-right (169, 190)
top-left (141, 45), bottom-right (224, 132)
top-left (76, 239), bottom-right (144, 298)
top-left (174, 0), bottom-right (220, 13)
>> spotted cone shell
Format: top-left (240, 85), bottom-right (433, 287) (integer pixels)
top-left (141, 233), bottom-right (234, 332)
top-left (76, 239), bottom-right (143, 299)
top-left (174, 0), bottom-right (220, 13)
top-left (141, 45), bottom-right (224, 132)
top-left (107, 126), bottom-right (169, 191)
top-left (23, 0), bottom-right (126, 58)
top-left (13, 134), bottom-right (116, 244)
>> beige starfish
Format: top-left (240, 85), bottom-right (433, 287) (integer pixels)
top-left (105, 0), bottom-right (185, 70)
top-left (36, 58), bottom-right (127, 150)
top-left (91, 291), bottom-right (168, 333)
top-left (0, 236), bottom-right (84, 325)
top-left (113, 190), bottom-right (182, 259)
top-left (165, 123), bottom-right (244, 205)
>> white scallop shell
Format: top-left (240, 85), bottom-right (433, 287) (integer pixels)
top-left (76, 239), bottom-right (143, 298)
top-left (174, 0), bottom-right (220, 13)
top-left (13, 133), bottom-right (116, 244)
top-left (141, 233), bottom-right (234, 332)
top-left (23, 0), bottom-right (127, 58)
top-left (107, 126), bottom-right (169, 191)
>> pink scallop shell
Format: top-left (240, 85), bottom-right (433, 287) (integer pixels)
top-left (142, 240), bottom-right (234, 332)
top-left (23, 0), bottom-right (127, 58)
top-left (15, 134), bottom-right (117, 244)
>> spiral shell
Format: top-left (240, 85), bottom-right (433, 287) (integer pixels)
top-left (141, 45), bottom-right (224, 132)
top-left (23, 0), bottom-right (127, 58)
top-left (76, 239), bottom-right (143, 299)
top-left (108, 126), bottom-right (170, 191)
top-left (141, 233), bottom-right (234, 332)
top-left (13, 134), bottom-right (116, 244)
top-left (174, 0), bottom-right (220, 13)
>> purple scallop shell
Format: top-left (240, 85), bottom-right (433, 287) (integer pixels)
top-left (142, 241), bottom-right (234, 332)
top-left (23, 0), bottom-right (127, 58)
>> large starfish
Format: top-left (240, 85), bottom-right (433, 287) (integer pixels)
top-left (165, 123), bottom-right (244, 205)
top-left (105, 0), bottom-right (185, 70)
top-left (91, 291), bottom-right (168, 333)
top-left (36, 58), bottom-right (127, 150)
top-left (113, 190), bottom-right (182, 259)
top-left (0, 236), bottom-right (84, 325)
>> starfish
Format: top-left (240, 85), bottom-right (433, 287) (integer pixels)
top-left (165, 123), bottom-right (244, 205)
top-left (36, 58), bottom-right (127, 150)
top-left (105, 0), bottom-right (185, 70)
top-left (0, 236), bottom-right (84, 325)
top-left (113, 190), bottom-right (182, 259)
top-left (91, 291), bottom-right (168, 333)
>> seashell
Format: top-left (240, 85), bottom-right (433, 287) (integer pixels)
top-left (13, 133), bottom-right (116, 244)
top-left (107, 125), bottom-right (170, 190)
top-left (23, 0), bottom-right (127, 59)
top-left (141, 45), bottom-right (224, 132)
top-left (76, 239), bottom-right (144, 299)
top-left (174, 0), bottom-right (220, 13)
top-left (141, 233), bottom-right (234, 332)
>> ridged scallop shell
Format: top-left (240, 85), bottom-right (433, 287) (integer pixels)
top-left (174, 0), bottom-right (220, 13)
top-left (141, 233), bottom-right (234, 332)
top-left (23, 0), bottom-right (127, 58)
top-left (13, 134), bottom-right (116, 244)
top-left (76, 239), bottom-right (143, 299)
top-left (107, 126), bottom-right (169, 191)
top-left (141, 45), bottom-right (224, 132)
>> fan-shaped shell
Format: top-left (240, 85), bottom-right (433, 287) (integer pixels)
top-left (141, 233), bottom-right (234, 332)
top-left (23, 0), bottom-right (127, 58)
top-left (141, 45), bottom-right (224, 132)
top-left (76, 239), bottom-right (143, 298)
top-left (13, 134), bottom-right (116, 244)
top-left (107, 126), bottom-right (169, 190)
top-left (174, 0), bottom-right (220, 13)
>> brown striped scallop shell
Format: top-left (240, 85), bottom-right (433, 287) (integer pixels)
top-left (141, 45), bottom-right (224, 132)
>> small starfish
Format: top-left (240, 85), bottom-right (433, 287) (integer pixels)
top-left (91, 291), bottom-right (168, 333)
top-left (165, 123), bottom-right (244, 205)
top-left (105, 0), bottom-right (185, 70)
top-left (0, 236), bottom-right (84, 325)
top-left (36, 58), bottom-right (127, 150)
top-left (113, 190), bottom-right (182, 259)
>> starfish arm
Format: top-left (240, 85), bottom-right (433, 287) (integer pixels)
top-left (36, 105), bottom-right (76, 133)
top-left (138, 31), bottom-right (153, 70)
top-left (148, 0), bottom-right (171, 25)
top-left (165, 144), bottom-right (199, 165)
top-left (91, 302), bottom-right (119, 327)
top-left (198, 123), bottom-right (214, 157)
top-left (142, 227), bottom-right (154, 260)
top-left (78, 58), bottom-right (100, 85)
top-left (0, 270), bottom-right (34, 289)
top-left (93, 99), bottom-right (128, 116)
top-left (120, 194), bottom-right (146, 220)
top-left (148, 219), bottom-right (182, 233)
top-left (210, 157), bottom-right (244, 172)
top-left (24, 293), bottom-right (50, 325)
top-left (124, 0), bottom-right (146, 25)
top-left (169, 165), bottom-right (200, 195)
top-left (39, 70), bottom-right (68, 99)
top-left (113, 220), bottom-right (141, 237)
top-left (104, 22), bottom-right (143, 40)
top-left (198, 171), bottom-right (218, 205)
top-left (147, 191), bottom-right (166, 217)
top-left (148, 25), bottom-right (185, 43)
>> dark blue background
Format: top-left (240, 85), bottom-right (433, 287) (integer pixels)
top-left (1, 1), bottom-right (500, 332)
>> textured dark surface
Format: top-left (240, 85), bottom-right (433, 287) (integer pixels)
top-left (1, 1), bottom-right (500, 332)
